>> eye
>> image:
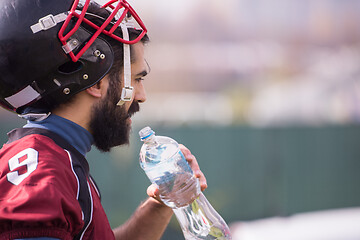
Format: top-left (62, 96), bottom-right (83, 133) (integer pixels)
top-left (135, 77), bottom-right (145, 82)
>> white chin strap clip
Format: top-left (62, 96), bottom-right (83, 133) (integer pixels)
top-left (117, 21), bottom-right (133, 106)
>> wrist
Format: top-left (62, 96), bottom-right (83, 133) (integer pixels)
top-left (147, 197), bottom-right (169, 208)
top-left (142, 197), bottom-right (173, 217)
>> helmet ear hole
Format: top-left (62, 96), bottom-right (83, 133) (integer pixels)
top-left (58, 61), bottom-right (83, 74)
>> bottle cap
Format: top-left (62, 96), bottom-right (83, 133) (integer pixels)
top-left (139, 126), bottom-right (155, 140)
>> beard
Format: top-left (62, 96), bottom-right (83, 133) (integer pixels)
top-left (89, 89), bottom-right (140, 152)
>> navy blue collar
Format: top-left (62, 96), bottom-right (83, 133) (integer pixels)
top-left (23, 114), bottom-right (94, 156)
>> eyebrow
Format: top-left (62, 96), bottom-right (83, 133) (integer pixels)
top-left (135, 70), bottom-right (148, 78)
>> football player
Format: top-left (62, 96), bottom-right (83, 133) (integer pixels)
top-left (0, 0), bottom-right (207, 239)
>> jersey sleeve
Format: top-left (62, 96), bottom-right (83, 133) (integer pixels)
top-left (0, 134), bottom-right (84, 240)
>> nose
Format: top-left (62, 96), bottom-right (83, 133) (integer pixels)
top-left (134, 82), bottom-right (146, 103)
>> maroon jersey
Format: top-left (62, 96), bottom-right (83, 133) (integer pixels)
top-left (0, 128), bottom-right (115, 240)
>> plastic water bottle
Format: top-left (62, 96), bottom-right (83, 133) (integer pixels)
top-left (139, 126), bottom-right (232, 240)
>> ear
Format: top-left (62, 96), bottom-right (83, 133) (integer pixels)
top-left (86, 79), bottom-right (108, 98)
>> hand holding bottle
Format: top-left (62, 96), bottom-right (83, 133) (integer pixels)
top-left (146, 144), bottom-right (207, 203)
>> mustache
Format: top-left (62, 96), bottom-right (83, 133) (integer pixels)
top-left (128, 101), bottom-right (140, 117)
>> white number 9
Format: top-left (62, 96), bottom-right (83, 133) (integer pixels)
top-left (7, 148), bottom-right (39, 186)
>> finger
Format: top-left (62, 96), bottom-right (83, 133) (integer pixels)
top-left (179, 144), bottom-right (207, 191)
top-left (147, 184), bottom-right (161, 202)
top-left (179, 144), bottom-right (192, 159)
top-left (197, 170), bottom-right (208, 191)
top-left (179, 144), bottom-right (199, 170)
top-left (193, 168), bottom-right (207, 191)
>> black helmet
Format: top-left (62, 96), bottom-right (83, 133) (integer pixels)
top-left (0, 0), bottom-right (147, 114)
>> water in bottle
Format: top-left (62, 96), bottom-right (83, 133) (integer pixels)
top-left (139, 126), bottom-right (232, 240)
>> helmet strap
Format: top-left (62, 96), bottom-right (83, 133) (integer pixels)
top-left (117, 21), bottom-right (133, 106)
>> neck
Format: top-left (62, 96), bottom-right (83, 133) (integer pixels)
top-left (52, 91), bottom-right (94, 133)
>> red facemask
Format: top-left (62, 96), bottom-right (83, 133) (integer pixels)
top-left (58, 0), bottom-right (147, 62)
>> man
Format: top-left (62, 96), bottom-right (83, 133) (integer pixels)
top-left (0, 0), bottom-right (207, 239)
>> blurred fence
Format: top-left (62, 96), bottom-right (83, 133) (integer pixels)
top-left (1, 118), bottom-right (359, 239)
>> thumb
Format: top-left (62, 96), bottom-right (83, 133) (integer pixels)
top-left (147, 184), bottom-right (161, 202)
